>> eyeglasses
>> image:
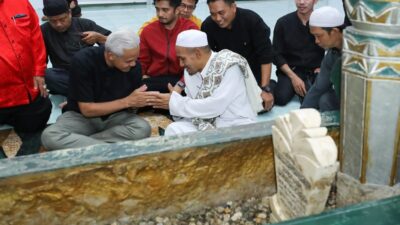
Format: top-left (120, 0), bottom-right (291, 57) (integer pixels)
top-left (180, 3), bottom-right (196, 10)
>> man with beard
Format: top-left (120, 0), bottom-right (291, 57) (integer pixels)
top-left (139, 0), bottom-right (198, 93)
top-left (272, 0), bottom-right (324, 106)
top-left (149, 30), bottom-right (263, 135)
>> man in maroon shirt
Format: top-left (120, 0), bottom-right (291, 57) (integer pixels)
top-left (0, 0), bottom-right (52, 158)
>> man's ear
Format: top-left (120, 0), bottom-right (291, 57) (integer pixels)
top-left (231, 3), bottom-right (237, 12)
top-left (194, 48), bottom-right (202, 59)
top-left (105, 51), bottom-right (115, 61)
top-left (331, 27), bottom-right (341, 35)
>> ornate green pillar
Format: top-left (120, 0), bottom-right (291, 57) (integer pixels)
top-left (341, 0), bottom-right (400, 186)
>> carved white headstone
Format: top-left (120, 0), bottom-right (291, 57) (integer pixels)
top-left (270, 109), bottom-right (339, 222)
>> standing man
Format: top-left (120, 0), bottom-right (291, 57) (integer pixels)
top-left (139, 0), bottom-right (198, 93)
top-left (41, 0), bottom-right (111, 96)
top-left (41, 30), bottom-right (155, 151)
top-left (0, 0), bottom-right (52, 158)
top-left (201, 0), bottom-right (275, 111)
top-left (301, 6), bottom-right (346, 111)
top-left (272, 0), bottom-right (324, 106)
top-left (149, 30), bottom-right (263, 135)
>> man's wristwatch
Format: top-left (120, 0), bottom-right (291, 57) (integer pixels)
top-left (176, 80), bottom-right (186, 89)
top-left (261, 85), bottom-right (272, 93)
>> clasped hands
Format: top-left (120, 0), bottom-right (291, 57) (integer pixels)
top-left (123, 83), bottom-right (176, 110)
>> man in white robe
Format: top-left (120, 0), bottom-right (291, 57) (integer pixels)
top-left (149, 29), bottom-right (263, 135)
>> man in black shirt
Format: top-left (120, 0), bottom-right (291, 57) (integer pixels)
top-left (41, 30), bottom-right (157, 151)
top-left (201, 0), bottom-right (275, 111)
top-left (272, 0), bottom-right (324, 106)
top-left (41, 0), bottom-right (111, 96)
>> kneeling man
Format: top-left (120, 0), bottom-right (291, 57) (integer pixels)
top-left (150, 30), bottom-right (263, 135)
top-left (42, 30), bottom-right (156, 150)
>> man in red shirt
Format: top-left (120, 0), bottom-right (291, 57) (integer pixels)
top-left (139, 0), bottom-right (198, 93)
top-left (0, 0), bottom-right (52, 158)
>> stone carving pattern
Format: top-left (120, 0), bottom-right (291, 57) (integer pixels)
top-left (270, 109), bottom-right (339, 222)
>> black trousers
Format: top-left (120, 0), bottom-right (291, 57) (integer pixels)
top-left (142, 75), bottom-right (181, 93)
top-left (274, 67), bottom-right (317, 106)
top-left (0, 96), bottom-right (52, 157)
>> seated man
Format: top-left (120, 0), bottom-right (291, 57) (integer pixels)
top-left (301, 6), bottom-right (346, 111)
top-left (41, 30), bottom-right (156, 150)
top-left (139, 0), bottom-right (198, 93)
top-left (42, 0), bottom-right (81, 20)
top-left (41, 0), bottom-right (111, 96)
top-left (138, 0), bottom-right (202, 34)
top-left (272, 0), bottom-right (324, 106)
top-left (201, 0), bottom-right (275, 111)
top-left (149, 30), bottom-right (263, 136)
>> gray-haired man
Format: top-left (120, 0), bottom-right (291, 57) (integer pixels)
top-left (41, 30), bottom-right (158, 151)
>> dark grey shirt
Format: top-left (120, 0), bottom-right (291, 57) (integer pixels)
top-left (301, 48), bottom-right (342, 109)
top-left (41, 17), bottom-right (111, 70)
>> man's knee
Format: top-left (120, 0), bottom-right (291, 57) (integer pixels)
top-left (273, 79), bottom-right (293, 106)
top-left (129, 118), bottom-right (152, 139)
top-left (319, 92), bottom-right (339, 112)
top-left (274, 90), bottom-right (293, 106)
top-left (164, 122), bottom-right (197, 136)
top-left (165, 123), bottom-right (179, 136)
top-left (41, 125), bottom-right (63, 150)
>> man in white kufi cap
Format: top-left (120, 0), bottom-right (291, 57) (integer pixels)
top-left (301, 6), bottom-right (346, 112)
top-left (149, 29), bottom-right (263, 135)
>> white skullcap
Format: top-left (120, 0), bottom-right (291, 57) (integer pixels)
top-left (176, 30), bottom-right (208, 48)
top-left (309, 6), bottom-right (344, 28)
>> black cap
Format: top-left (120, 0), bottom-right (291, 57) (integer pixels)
top-left (43, 0), bottom-right (69, 17)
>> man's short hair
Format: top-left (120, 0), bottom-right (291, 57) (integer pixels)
top-left (153, 0), bottom-right (182, 9)
top-left (105, 30), bottom-right (140, 57)
top-left (206, 0), bottom-right (235, 5)
top-left (43, 0), bottom-right (69, 17)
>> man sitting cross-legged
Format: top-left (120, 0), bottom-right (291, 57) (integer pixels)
top-left (41, 30), bottom-right (157, 150)
top-left (149, 30), bottom-right (263, 136)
